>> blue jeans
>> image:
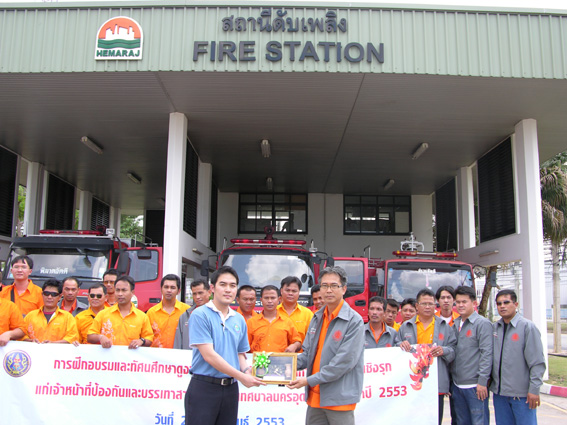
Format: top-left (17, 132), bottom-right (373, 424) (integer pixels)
top-left (493, 393), bottom-right (538, 425)
top-left (451, 383), bottom-right (489, 425)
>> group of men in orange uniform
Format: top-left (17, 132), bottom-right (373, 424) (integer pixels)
top-left (0, 254), bottom-right (317, 354)
top-left (0, 255), bottom-right (174, 348)
top-left (239, 276), bottom-right (314, 353)
top-left (1, 255), bottom-right (547, 425)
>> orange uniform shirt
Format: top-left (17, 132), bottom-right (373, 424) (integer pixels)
top-left (24, 307), bottom-right (79, 343)
top-left (435, 310), bottom-right (459, 327)
top-left (0, 298), bottom-right (25, 334)
top-left (75, 307), bottom-right (106, 344)
top-left (146, 300), bottom-right (190, 348)
top-left (88, 303), bottom-right (153, 346)
top-left (237, 306), bottom-right (258, 322)
top-left (276, 303), bottom-right (313, 343)
top-left (60, 299), bottom-right (78, 314)
top-left (247, 312), bottom-right (301, 352)
top-left (392, 322), bottom-right (401, 332)
top-left (416, 316), bottom-right (435, 344)
top-left (0, 280), bottom-right (44, 316)
top-left (307, 300), bottom-right (355, 411)
top-left (370, 322), bottom-right (385, 344)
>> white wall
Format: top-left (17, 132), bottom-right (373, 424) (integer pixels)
top-left (216, 192), bottom-right (434, 259)
top-left (217, 192), bottom-right (239, 252)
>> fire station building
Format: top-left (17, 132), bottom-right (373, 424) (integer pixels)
top-left (1, 1), bottom-right (567, 340)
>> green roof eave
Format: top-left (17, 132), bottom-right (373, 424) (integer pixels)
top-left (2, 1), bottom-right (566, 16)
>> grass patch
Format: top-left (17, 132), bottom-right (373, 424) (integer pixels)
top-left (546, 355), bottom-right (567, 387)
top-left (546, 322), bottom-right (567, 334)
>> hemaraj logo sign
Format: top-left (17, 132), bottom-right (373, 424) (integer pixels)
top-left (95, 16), bottom-right (143, 60)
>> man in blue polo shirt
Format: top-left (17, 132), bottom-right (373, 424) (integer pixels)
top-left (185, 266), bottom-right (265, 425)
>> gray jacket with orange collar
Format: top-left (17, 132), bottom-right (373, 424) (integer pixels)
top-left (396, 315), bottom-right (456, 393)
top-left (364, 322), bottom-right (400, 349)
top-left (297, 301), bottom-right (365, 407)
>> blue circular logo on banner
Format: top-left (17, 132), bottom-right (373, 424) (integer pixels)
top-left (3, 350), bottom-right (32, 378)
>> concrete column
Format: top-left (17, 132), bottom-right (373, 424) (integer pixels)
top-left (11, 156), bottom-right (21, 238)
top-left (163, 112), bottom-right (188, 277)
top-left (77, 190), bottom-right (93, 230)
top-left (457, 166), bottom-right (476, 250)
top-left (109, 206), bottom-right (121, 236)
top-left (514, 119), bottom-right (547, 358)
top-left (196, 161), bottom-right (212, 246)
top-left (411, 195), bottom-right (434, 251)
top-left (23, 162), bottom-right (45, 235)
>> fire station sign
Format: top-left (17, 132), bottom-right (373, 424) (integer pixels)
top-left (193, 9), bottom-right (385, 64)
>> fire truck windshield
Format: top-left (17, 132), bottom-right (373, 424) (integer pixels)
top-left (221, 252), bottom-right (314, 294)
top-left (6, 249), bottom-right (110, 280)
top-left (386, 261), bottom-right (473, 302)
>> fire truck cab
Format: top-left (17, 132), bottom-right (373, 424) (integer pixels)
top-left (327, 234), bottom-right (474, 322)
top-left (203, 231), bottom-right (321, 308)
top-left (1, 229), bottom-right (163, 312)
top-left (381, 234), bottom-right (475, 303)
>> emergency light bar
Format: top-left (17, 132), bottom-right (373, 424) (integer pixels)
top-left (39, 230), bottom-right (104, 236)
top-left (231, 238), bottom-right (306, 246)
top-left (393, 250), bottom-right (458, 258)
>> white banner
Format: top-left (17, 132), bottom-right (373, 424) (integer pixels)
top-left (0, 342), bottom-right (438, 425)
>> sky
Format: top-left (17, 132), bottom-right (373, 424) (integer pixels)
top-left (1, 0), bottom-right (567, 10)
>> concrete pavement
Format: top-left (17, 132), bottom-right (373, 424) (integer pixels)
top-left (442, 393), bottom-right (567, 424)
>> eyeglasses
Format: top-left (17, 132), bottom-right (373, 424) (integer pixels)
top-left (89, 293), bottom-right (104, 299)
top-left (320, 283), bottom-right (343, 290)
top-left (12, 266), bottom-right (29, 270)
top-left (418, 303), bottom-right (436, 308)
top-left (496, 300), bottom-right (513, 306)
top-left (43, 291), bottom-right (59, 298)
top-left (103, 280), bottom-right (115, 284)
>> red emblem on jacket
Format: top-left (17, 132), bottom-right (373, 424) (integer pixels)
top-left (511, 333), bottom-right (519, 341)
top-left (333, 330), bottom-right (342, 341)
top-left (466, 329), bottom-right (473, 338)
top-left (438, 332), bottom-right (444, 340)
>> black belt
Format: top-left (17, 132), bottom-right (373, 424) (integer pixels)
top-left (191, 373), bottom-right (236, 386)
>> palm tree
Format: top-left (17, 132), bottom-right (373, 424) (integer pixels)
top-left (541, 153), bottom-right (567, 353)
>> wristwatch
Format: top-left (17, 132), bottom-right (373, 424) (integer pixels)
top-left (140, 337), bottom-right (147, 346)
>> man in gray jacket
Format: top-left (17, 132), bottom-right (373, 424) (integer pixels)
top-left (451, 286), bottom-right (493, 425)
top-left (398, 288), bottom-right (456, 425)
top-left (173, 279), bottom-right (210, 350)
top-left (59, 277), bottom-right (88, 316)
top-left (288, 266), bottom-right (364, 425)
top-left (364, 296), bottom-right (399, 349)
top-left (490, 289), bottom-right (546, 425)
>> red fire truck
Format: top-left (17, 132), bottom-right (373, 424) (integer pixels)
top-left (1, 228), bottom-right (163, 312)
top-left (331, 234), bottom-right (475, 322)
top-left (202, 229), bottom-right (322, 308)
top-left (203, 231), bottom-right (473, 321)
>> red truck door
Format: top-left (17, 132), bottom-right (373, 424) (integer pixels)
top-left (115, 247), bottom-right (163, 312)
top-left (331, 258), bottom-right (371, 322)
